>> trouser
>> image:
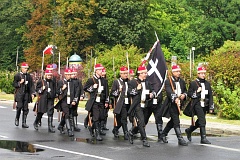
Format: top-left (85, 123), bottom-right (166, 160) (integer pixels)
top-left (134, 106), bottom-right (147, 139)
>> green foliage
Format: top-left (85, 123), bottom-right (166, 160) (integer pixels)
top-left (213, 80), bottom-right (240, 120)
top-left (83, 44), bottom-right (144, 87)
top-left (0, 71), bottom-right (15, 94)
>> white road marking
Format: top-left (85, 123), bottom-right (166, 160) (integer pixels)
top-left (200, 144), bottom-right (240, 152)
top-left (0, 135), bottom-right (8, 139)
top-left (0, 106), bottom-right (7, 108)
top-left (33, 144), bottom-right (113, 160)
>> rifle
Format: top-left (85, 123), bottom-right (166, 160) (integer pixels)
top-left (168, 71), bottom-right (182, 116)
top-left (113, 98), bottom-right (118, 127)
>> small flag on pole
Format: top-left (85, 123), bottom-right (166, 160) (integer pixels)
top-left (43, 45), bottom-right (54, 54)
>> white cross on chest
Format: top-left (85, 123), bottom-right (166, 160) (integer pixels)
top-left (200, 82), bottom-right (208, 107)
top-left (141, 82), bottom-right (149, 108)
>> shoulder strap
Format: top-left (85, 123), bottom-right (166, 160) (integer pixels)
top-left (195, 80), bottom-right (200, 87)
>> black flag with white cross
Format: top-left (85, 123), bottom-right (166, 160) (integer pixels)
top-left (147, 41), bottom-right (167, 96)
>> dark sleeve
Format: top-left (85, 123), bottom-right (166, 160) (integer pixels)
top-left (207, 81), bottom-right (213, 106)
top-left (104, 79), bottom-right (109, 103)
top-left (36, 80), bottom-right (44, 94)
top-left (187, 81), bottom-right (200, 99)
top-left (83, 78), bottom-right (96, 93)
top-left (111, 80), bottom-right (119, 97)
top-left (181, 79), bottom-right (187, 100)
top-left (29, 74), bottom-right (36, 96)
top-left (165, 79), bottom-right (177, 103)
top-left (13, 73), bottom-right (21, 88)
top-left (79, 80), bottom-right (85, 98)
top-left (128, 79), bottom-right (138, 96)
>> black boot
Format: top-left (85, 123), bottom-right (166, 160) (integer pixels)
top-left (84, 116), bottom-right (88, 128)
top-left (142, 138), bottom-right (150, 147)
top-left (102, 119), bottom-right (109, 130)
top-left (200, 127), bottom-right (211, 144)
top-left (99, 121), bottom-right (106, 135)
top-left (156, 124), bottom-right (163, 142)
top-left (174, 127), bottom-right (188, 146)
top-left (22, 114), bottom-right (29, 128)
top-left (48, 116), bottom-right (55, 133)
top-left (95, 122), bottom-right (103, 141)
top-left (161, 125), bottom-right (172, 143)
top-left (128, 129), bottom-right (134, 144)
top-left (122, 124), bottom-right (129, 140)
top-left (112, 126), bottom-right (119, 138)
top-left (65, 118), bottom-right (74, 137)
top-left (185, 123), bottom-right (199, 142)
top-left (73, 116), bottom-right (81, 132)
top-left (15, 109), bottom-right (21, 126)
top-left (69, 116), bottom-right (74, 132)
top-left (38, 118), bottom-right (42, 126)
top-left (33, 116), bottom-right (39, 130)
top-left (58, 118), bottom-right (65, 134)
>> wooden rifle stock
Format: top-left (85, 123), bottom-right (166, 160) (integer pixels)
top-left (113, 98), bottom-right (118, 127)
top-left (13, 101), bottom-right (16, 110)
top-left (168, 71), bottom-right (181, 115)
top-left (88, 112), bottom-right (92, 127)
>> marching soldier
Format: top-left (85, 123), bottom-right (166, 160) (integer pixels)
top-left (101, 67), bottom-right (110, 131)
top-left (129, 69), bottom-right (135, 80)
top-left (13, 62), bottom-right (35, 128)
top-left (144, 90), bottom-right (164, 142)
top-left (83, 64), bottom-right (109, 141)
top-left (185, 66), bottom-right (214, 144)
top-left (70, 68), bottom-right (84, 132)
top-left (33, 69), bottom-right (56, 133)
top-left (128, 65), bottom-right (154, 147)
top-left (56, 68), bottom-right (79, 137)
top-left (160, 65), bottom-right (188, 146)
top-left (111, 66), bottom-right (130, 140)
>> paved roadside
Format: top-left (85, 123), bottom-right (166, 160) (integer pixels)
top-left (1, 100), bottom-right (240, 136)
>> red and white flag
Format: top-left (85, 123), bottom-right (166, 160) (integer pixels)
top-left (43, 45), bottom-right (54, 54)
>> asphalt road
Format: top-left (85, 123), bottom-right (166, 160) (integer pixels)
top-left (0, 101), bottom-right (240, 160)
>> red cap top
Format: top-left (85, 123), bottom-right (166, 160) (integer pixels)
top-left (129, 69), bottom-right (134, 75)
top-left (197, 66), bottom-right (206, 73)
top-left (137, 65), bottom-right (147, 73)
top-left (94, 64), bottom-right (104, 71)
top-left (46, 64), bottom-right (53, 70)
top-left (45, 70), bottom-right (53, 75)
top-left (64, 68), bottom-right (72, 74)
top-left (172, 65), bottom-right (181, 72)
top-left (21, 62), bottom-right (29, 68)
top-left (102, 67), bottom-right (106, 73)
top-left (120, 66), bottom-right (128, 73)
top-left (71, 68), bottom-right (77, 74)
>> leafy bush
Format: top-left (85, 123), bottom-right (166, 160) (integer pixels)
top-left (0, 71), bottom-right (15, 94)
top-left (213, 80), bottom-right (240, 120)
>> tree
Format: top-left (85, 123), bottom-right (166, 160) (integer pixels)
top-left (0, 0), bottom-right (31, 71)
top-left (95, 0), bottom-right (151, 51)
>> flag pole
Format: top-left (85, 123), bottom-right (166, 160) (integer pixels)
top-left (154, 31), bottom-right (159, 41)
top-left (16, 46), bottom-right (19, 72)
top-left (41, 51), bottom-right (44, 79)
top-left (126, 52), bottom-right (130, 77)
top-left (58, 51), bottom-right (61, 75)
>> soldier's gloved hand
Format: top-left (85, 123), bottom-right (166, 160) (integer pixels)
top-left (119, 86), bottom-right (122, 92)
top-left (62, 84), bottom-right (67, 90)
top-left (20, 79), bottom-right (25, 84)
top-left (72, 101), bottom-right (76, 106)
top-left (137, 84), bottom-right (142, 90)
top-left (93, 84), bottom-right (98, 88)
top-left (209, 104), bottom-right (214, 114)
top-left (42, 85), bottom-right (46, 90)
top-left (197, 87), bottom-right (202, 93)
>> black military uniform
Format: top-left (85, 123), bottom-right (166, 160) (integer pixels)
top-left (33, 70), bottom-right (56, 133)
top-left (111, 76), bottom-right (130, 140)
top-left (13, 63), bottom-right (35, 128)
top-left (84, 69), bottom-right (109, 141)
top-left (71, 75), bottom-right (84, 132)
top-left (56, 69), bottom-right (79, 137)
top-left (185, 67), bottom-right (214, 144)
top-left (128, 66), bottom-right (154, 147)
top-left (161, 75), bottom-right (188, 146)
top-left (144, 92), bottom-right (163, 142)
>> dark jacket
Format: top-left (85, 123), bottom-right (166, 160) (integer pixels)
top-left (84, 75), bottom-right (109, 111)
top-left (36, 78), bottom-right (56, 113)
top-left (128, 78), bottom-right (154, 115)
top-left (13, 72), bottom-right (35, 103)
top-left (161, 77), bottom-right (187, 117)
top-left (187, 78), bottom-right (214, 113)
top-left (111, 78), bottom-right (130, 114)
